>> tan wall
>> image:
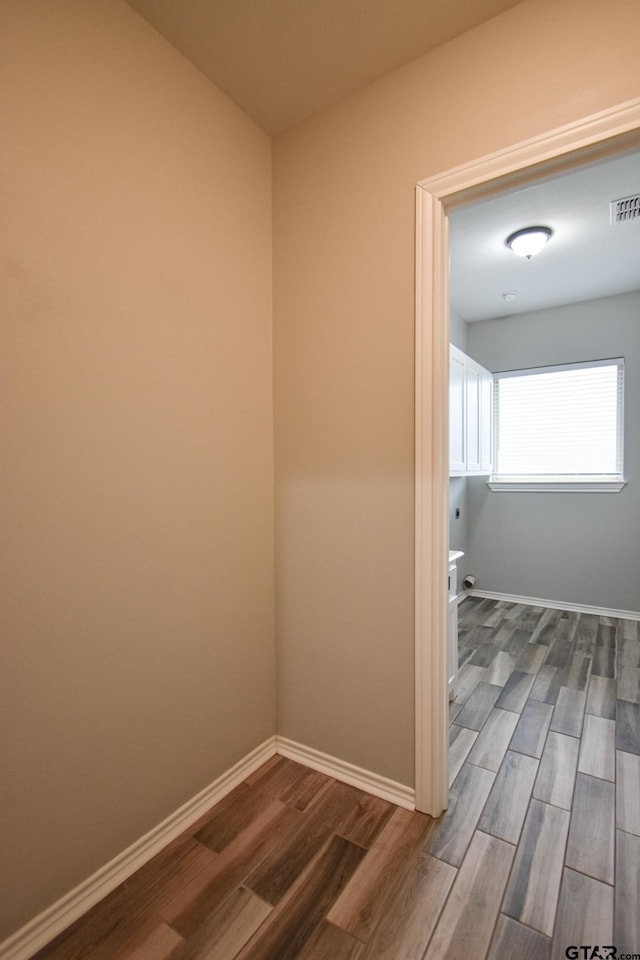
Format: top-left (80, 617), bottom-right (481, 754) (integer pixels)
top-left (0, 0), bottom-right (274, 938)
top-left (273, 0), bottom-right (640, 785)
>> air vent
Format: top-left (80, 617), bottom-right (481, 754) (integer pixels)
top-left (610, 194), bottom-right (640, 223)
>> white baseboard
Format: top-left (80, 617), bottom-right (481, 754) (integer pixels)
top-left (467, 589), bottom-right (640, 621)
top-left (275, 736), bottom-right (415, 810)
top-left (1, 736), bottom-right (415, 960)
top-left (0, 737), bottom-right (277, 960)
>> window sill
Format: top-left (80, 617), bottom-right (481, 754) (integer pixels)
top-left (487, 479), bottom-right (627, 493)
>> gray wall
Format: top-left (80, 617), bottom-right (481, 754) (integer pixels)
top-left (449, 477), bottom-right (469, 555)
top-left (464, 290), bottom-right (640, 612)
top-left (449, 307), bottom-right (468, 352)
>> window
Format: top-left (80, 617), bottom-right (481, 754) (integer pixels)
top-left (489, 358), bottom-right (625, 492)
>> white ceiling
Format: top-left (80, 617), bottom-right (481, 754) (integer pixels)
top-left (124, 0), bottom-right (524, 134)
top-left (449, 149), bottom-right (640, 323)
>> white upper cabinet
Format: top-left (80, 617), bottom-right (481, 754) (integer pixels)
top-left (465, 360), bottom-right (482, 472)
top-left (449, 347), bottom-right (466, 473)
top-left (479, 368), bottom-right (493, 474)
top-left (449, 344), bottom-right (493, 477)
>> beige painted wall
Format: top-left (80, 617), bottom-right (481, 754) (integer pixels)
top-left (273, 0), bottom-right (640, 786)
top-left (0, 0), bottom-right (274, 938)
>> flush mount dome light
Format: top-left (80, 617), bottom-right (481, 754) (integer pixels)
top-left (506, 226), bottom-right (553, 259)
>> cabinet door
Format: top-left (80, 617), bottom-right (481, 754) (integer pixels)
top-left (450, 344), bottom-right (493, 476)
top-left (480, 368), bottom-right (493, 474)
top-left (449, 347), bottom-right (466, 473)
top-left (465, 360), bottom-right (482, 473)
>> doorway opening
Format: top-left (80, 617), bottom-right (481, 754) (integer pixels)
top-left (414, 97), bottom-right (640, 817)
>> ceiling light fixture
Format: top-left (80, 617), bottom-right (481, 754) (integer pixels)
top-left (506, 226), bottom-right (553, 259)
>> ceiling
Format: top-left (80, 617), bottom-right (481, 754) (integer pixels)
top-left (449, 148), bottom-right (640, 323)
top-left (124, 0), bottom-right (524, 134)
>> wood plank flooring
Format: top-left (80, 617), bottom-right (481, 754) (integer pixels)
top-left (32, 599), bottom-right (640, 960)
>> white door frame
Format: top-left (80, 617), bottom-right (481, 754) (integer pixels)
top-left (414, 96), bottom-right (640, 816)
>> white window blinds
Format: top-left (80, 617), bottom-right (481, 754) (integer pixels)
top-left (493, 359), bottom-right (624, 482)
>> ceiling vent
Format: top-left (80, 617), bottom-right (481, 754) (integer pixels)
top-left (610, 194), bottom-right (640, 224)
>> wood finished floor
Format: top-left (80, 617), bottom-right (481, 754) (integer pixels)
top-left (33, 598), bottom-right (640, 960)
